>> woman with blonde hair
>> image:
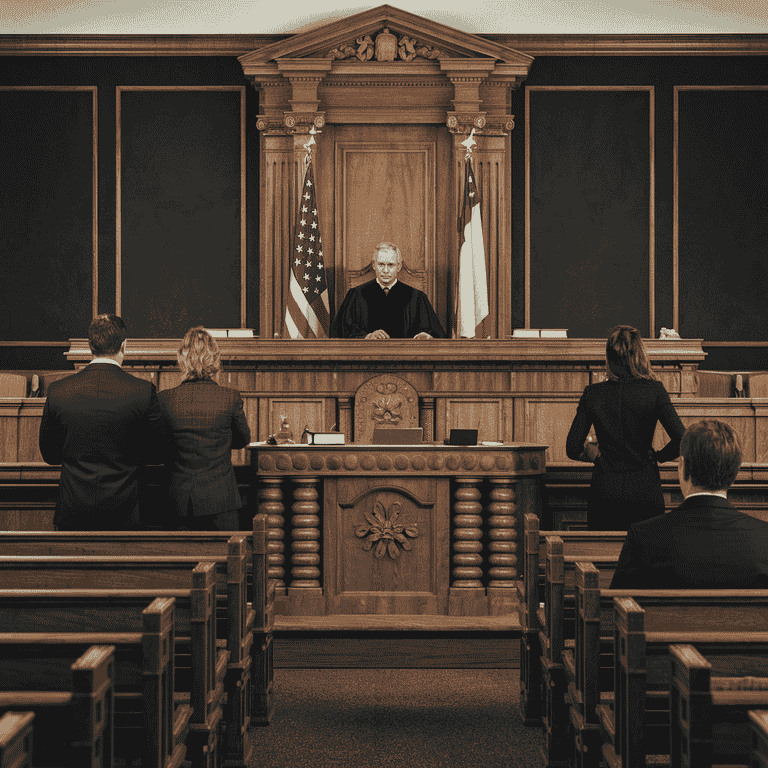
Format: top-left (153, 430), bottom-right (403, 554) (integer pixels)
top-left (158, 326), bottom-right (251, 530)
top-left (566, 325), bottom-right (685, 530)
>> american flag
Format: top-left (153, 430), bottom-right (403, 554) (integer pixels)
top-left (284, 157), bottom-right (330, 338)
top-left (456, 156), bottom-right (489, 338)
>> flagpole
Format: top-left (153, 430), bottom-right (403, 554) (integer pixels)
top-left (284, 125), bottom-right (331, 339)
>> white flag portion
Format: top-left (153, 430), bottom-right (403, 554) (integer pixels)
top-left (284, 156), bottom-right (331, 339)
top-left (457, 156), bottom-right (489, 338)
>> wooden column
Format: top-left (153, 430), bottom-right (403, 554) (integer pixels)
top-left (449, 476), bottom-right (486, 616)
top-left (487, 477), bottom-right (517, 615)
top-left (256, 477), bottom-right (286, 593)
top-left (288, 476), bottom-right (322, 595)
top-left (443, 58), bottom-right (517, 340)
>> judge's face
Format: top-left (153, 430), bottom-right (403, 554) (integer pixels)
top-left (373, 250), bottom-right (401, 286)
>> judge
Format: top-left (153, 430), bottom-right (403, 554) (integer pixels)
top-left (331, 242), bottom-right (446, 339)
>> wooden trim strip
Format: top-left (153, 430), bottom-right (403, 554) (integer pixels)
top-left (1, 34), bottom-right (768, 57)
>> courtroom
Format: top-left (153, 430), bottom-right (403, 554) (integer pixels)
top-left (1, 2), bottom-right (768, 766)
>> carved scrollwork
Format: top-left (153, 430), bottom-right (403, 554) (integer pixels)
top-left (329, 29), bottom-right (441, 61)
top-left (355, 500), bottom-right (419, 559)
top-left (283, 112), bottom-right (326, 134)
top-left (447, 113), bottom-right (487, 134)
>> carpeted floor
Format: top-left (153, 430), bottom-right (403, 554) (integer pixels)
top-left (247, 668), bottom-right (542, 768)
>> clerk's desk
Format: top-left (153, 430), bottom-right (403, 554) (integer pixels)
top-left (248, 441), bottom-right (547, 618)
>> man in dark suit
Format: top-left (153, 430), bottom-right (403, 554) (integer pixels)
top-left (611, 418), bottom-right (768, 588)
top-left (39, 314), bottom-right (168, 530)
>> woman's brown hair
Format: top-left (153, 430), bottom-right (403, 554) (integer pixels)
top-left (605, 325), bottom-right (656, 381)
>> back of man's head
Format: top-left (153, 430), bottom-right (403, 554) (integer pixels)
top-left (88, 314), bottom-right (127, 357)
top-left (680, 419), bottom-right (742, 491)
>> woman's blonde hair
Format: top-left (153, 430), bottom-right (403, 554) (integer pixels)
top-left (605, 325), bottom-right (656, 381)
top-left (177, 326), bottom-right (221, 382)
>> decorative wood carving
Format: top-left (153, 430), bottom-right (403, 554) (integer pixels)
top-left (238, 5), bottom-right (533, 338)
top-left (354, 374), bottom-right (419, 443)
top-left (355, 499), bottom-right (419, 559)
top-left (329, 28), bottom-right (441, 62)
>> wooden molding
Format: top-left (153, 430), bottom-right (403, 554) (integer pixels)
top-left (2, 33), bottom-right (768, 58)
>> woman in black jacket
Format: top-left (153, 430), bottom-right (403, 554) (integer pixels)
top-left (566, 325), bottom-right (685, 531)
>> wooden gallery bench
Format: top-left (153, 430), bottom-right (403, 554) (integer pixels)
top-left (516, 513), bottom-right (624, 727)
top-left (536, 532), bottom-right (623, 766)
top-left (0, 565), bottom-right (224, 768)
top-left (749, 710), bottom-right (768, 767)
top-left (0, 542), bottom-right (253, 766)
top-left (0, 711), bottom-right (34, 768)
top-left (671, 642), bottom-right (768, 768)
top-left (0, 514), bottom-right (275, 732)
top-left (0, 597), bottom-right (187, 768)
top-left (0, 643), bottom-right (114, 767)
top-left (571, 565), bottom-right (768, 768)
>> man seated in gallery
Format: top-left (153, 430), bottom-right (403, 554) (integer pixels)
top-left (610, 418), bottom-right (768, 588)
top-left (331, 241), bottom-right (446, 339)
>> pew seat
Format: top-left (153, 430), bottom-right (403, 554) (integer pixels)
top-left (0, 711), bottom-right (34, 768)
top-left (0, 515), bottom-right (275, 730)
top-left (0, 568), bottom-right (224, 768)
top-left (0, 597), bottom-right (190, 768)
top-left (0, 645), bottom-right (114, 768)
top-left (0, 547), bottom-right (252, 765)
top-left (537, 534), bottom-right (621, 767)
top-left (671, 644), bottom-right (768, 768)
top-left (567, 576), bottom-right (768, 768)
top-left (516, 513), bottom-right (624, 727)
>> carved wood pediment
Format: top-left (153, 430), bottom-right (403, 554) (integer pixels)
top-left (239, 4), bottom-right (532, 73)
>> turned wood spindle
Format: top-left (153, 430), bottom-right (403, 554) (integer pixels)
top-left (487, 478), bottom-right (517, 586)
top-left (257, 477), bottom-right (286, 589)
top-left (452, 477), bottom-right (484, 588)
top-left (290, 477), bottom-right (321, 589)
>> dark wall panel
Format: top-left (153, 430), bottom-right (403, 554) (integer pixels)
top-left (0, 89), bottom-right (94, 342)
top-left (120, 88), bottom-right (242, 338)
top-left (678, 88), bottom-right (768, 342)
top-left (528, 88), bottom-right (651, 338)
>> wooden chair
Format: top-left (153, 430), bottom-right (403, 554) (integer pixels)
top-left (0, 375), bottom-right (26, 398)
top-left (353, 373), bottom-right (420, 443)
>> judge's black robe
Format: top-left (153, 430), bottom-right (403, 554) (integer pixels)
top-left (331, 279), bottom-right (446, 339)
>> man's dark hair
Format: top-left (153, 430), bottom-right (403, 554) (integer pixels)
top-left (88, 314), bottom-right (127, 356)
top-left (680, 419), bottom-right (742, 491)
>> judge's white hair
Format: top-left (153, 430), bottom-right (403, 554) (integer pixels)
top-left (371, 242), bottom-right (402, 267)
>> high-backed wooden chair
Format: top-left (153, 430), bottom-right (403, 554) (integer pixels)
top-left (346, 260), bottom-right (427, 294)
top-left (0, 374), bottom-right (27, 398)
top-left (353, 374), bottom-right (419, 444)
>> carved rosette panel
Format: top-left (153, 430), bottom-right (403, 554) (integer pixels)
top-left (355, 499), bottom-right (419, 559)
top-left (354, 375), bottom-right (419, 443)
